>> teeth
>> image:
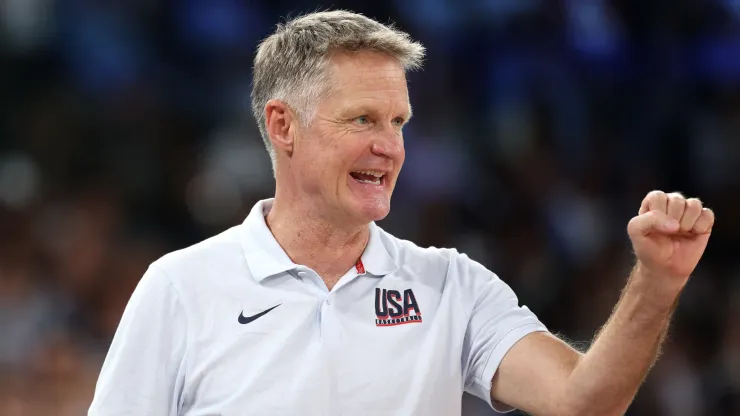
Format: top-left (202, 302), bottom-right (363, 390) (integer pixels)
top-left (356, 170), bottom-right (384, 178)
top-left (356, 178), bottom-right (381, 184)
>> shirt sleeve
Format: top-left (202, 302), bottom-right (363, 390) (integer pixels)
top-left (88, 264), bottom-right (188, 416)
top-left (457, 252), bottom-right (549, 413)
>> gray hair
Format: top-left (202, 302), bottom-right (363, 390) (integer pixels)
top-left (250, 10), bottom-right (426, 171)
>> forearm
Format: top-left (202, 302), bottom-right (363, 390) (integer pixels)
top-left (563, 263), bottom-right (681, 415)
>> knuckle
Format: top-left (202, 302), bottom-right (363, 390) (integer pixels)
top-left (645, 211), bottom-right (664, 224)
top-left (698, 221), bottom-right (712, 233)
top-left (705, 208), bottom-right (716, 220)
top-left (685, 200), bottom-right (702, 215)
top-left (646, 190), bottom-right (666, 200)
top-left (696, 209), bottom-right (715, 232)
top-left (630, 212), bottom-right (647, 224)
top-left (686, 198), bottom-right (702, 207)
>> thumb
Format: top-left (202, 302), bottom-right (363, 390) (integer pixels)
top-left (628, 210), bottom-right (680, 237)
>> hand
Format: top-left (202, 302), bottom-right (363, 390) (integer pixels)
top-left (627, 191), bottom-right (715, 288)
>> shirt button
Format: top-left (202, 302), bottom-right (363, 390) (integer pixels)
top-left (297, 271), bottom-right (307, 278)
top-left (326, 298), bottom-right (332, 305)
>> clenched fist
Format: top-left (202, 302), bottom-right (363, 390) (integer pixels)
top-left (627, 191), bottom-right (715, 288)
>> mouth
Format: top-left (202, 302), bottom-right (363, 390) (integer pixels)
top-left (349, 170), bottom-right (386, 186)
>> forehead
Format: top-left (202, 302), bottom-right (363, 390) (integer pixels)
top-left (325, 50), bottom-right (409, 102)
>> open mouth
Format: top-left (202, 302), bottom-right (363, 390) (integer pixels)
top-left (350, 170), bottom-right (385, 186)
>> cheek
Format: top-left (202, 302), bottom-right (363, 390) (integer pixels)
top-left (394, 144), bottom-right (406, 172)
top-left (313, 160), bottom-right (344, 188)
top-left (297, 133), bottom-right (335, 175)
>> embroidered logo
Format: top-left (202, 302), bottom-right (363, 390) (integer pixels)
top-left (374, 288), bottom-right (422, 326)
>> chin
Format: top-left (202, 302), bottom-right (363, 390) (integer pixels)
top-left (354, 199), bottom-right (391, 223)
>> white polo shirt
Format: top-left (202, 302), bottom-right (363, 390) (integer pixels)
top-left (89, 198), bottom-right (548, 416)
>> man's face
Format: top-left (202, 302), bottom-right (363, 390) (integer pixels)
top-left (291, 50), bottom-right (410, 225)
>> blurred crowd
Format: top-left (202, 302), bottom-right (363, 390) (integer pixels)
top-left (1, 1), bottom-right (739, 415)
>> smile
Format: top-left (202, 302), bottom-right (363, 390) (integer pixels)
top-left (350, 170), bottom-right (385, 185)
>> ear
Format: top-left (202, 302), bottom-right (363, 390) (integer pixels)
top-left (265, 99), bottom-right (296, 156)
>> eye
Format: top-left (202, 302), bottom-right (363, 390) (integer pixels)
top-left (354, 115), bottom-right (370, 125)
top-left (392, 117), bottom-right (405, 127)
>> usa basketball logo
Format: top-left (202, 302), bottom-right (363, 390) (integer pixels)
top-left (374, 288), bottom-right (422, 326)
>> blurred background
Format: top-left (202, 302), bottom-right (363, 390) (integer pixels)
top-left (1, 0), bottom-right (739, 415)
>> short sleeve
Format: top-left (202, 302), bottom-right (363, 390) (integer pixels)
top-left (88, 265), bottom-right (188, 416)
top-left (457, 253), bottom-right (548, 413)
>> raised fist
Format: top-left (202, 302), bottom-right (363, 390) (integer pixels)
top-left (627, 191), bottom-right (715, 288)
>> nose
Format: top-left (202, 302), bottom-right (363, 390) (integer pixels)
top-left (371, 132), bottom-right (404, 160)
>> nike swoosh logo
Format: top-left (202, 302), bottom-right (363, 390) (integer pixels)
top-left (238, 304), bottom-right (281, 324)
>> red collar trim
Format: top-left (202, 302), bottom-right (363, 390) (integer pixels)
top-left (355, 259), bottom-right (365, 274)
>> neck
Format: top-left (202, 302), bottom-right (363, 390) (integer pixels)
top-left (266, 194), bottom-right (369, 288)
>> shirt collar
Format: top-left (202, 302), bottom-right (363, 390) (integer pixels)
top-left (240, 198), bottom-right (398, 282)
top-left (241, 199), bottom-right (298, 282)
top-left (362, 221), bottom-right (398, 277)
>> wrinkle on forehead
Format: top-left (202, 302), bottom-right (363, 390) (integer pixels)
top-left (326, 50), bottom-right (409, 95)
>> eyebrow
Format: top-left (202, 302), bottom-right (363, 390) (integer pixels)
top-left (340, 103), bottom-right (414, 122)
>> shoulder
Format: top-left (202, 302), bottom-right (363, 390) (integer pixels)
top-left (377, 226), bottom-right (456, 269)
top-left (377, 226), bottom-right (500, 288)
top-left (148, 225), bottom-right (246, 292)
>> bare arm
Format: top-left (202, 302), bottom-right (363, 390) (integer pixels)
top-left (491, 191), bottom-right (715, 415)
top-left (491, 264), bottom-right (679, 415)
top-left (564, 264), bottom-right (679, 413)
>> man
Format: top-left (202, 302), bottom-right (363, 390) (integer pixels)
top-left (89, 10), bottom-right (715, 416)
